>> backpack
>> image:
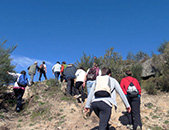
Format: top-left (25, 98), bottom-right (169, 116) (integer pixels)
top-left (17, 74), bottom-right (28, 87)
top-left (94, 76), bottom-right (114, 98)
top-left (40, 64), bottom-right (45, 71)
top-left (87, 67), bottom-right (97, 80)
top-left (126, 78), bottom-right (139, 98)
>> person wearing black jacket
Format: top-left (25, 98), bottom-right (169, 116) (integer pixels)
top-left (63, 64), bottom-right (77, 96)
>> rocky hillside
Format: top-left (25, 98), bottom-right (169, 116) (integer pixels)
top-left (0, 80), bottom-right (169, 130)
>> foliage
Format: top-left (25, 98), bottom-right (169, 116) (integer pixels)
top-left (158, 41), bottom-right (168, 54)
top-left (158, 41), bottom-right (169, 92)
top-left (142, 78), bottom-right (157, 95)
top-left (101, 47), bottom-right (123, 81)
top-left (134, 50), bottom-right (150, 61)
top-left (75, 52), bottom-right (95, 71)
top-left (0, 40), bottom-right (17, 86)
top-left (131, 64), bottom-right (143, 84)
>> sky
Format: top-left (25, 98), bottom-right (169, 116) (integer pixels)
top-left (0, 0), bottom-right (169, 80)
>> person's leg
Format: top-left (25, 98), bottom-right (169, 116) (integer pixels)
top-left (131, 97), bottom-right (142, 130)
top-left (43, 71), bottom-right (47, 80)
top-left (74, 82), bottom-right (83, 95)
top-left (66, 78), bottom-right (72, 95)
top-left (92, 101), bottom-right (111, 130)
top-left (86, 81), bottom-right (94, 95)
top-left (14, 89), bottom-right (24, 112)
top-left (127, 97), bottom-right (133, 127)
top-left (29, 73), bottom-right (34, 84)
top-left (39, 72), bottom-right (42, 81)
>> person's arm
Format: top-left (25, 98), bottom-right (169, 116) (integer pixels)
top-left (7, 71), bottom-right (19, 78)
top-left (85, 82), bottom-right (96, 109)
top-left (82, 73), bottom-right (87, 88)
top-left (120, 79), bottom-right (127, 95)
top-left (136, 79), bottom-right (141, 96)
top-left (113, 78), bottom-right (131, 110)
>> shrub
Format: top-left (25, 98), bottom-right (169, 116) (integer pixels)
top-left (142, 79), bottom-right (157, 95)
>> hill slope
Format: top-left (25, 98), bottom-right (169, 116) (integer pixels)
top-left (0, 81), bottom-right (169, 130)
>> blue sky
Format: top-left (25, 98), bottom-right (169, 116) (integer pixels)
top-left (1, 0), bottom-right (169, 80)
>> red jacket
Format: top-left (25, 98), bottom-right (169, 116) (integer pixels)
top-left (120, 76), bottom-right (141, 96)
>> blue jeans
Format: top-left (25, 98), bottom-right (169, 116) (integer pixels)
top-left (86, 80), bottom-right (95, 95)
top-left (54, 71), bottom-right (60, 81)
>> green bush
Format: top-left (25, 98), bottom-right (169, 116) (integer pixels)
top-left (142, 79), bottom-right (157, 95)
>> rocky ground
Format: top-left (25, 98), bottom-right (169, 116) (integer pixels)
top-left (0, 80), bottom-right (169, 130)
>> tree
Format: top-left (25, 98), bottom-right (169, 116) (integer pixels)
top-left (75, 52), bottom-right (94, 71)
top-left (134, 51), bottom-right (149, 61)
top-left (0, 40), bottom-right (17, 86)
top-left (158, 41), bottom-right (168, 54)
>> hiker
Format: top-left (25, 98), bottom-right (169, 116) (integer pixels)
top-left (52, 61), bottom-right (61, 85)
top-left (82, 63), bottom-right (101, 95)
top-left (63, 63), bottom-right (77, 96)
top-left (74, 67), bottom-right (86, 100)
top-left (28, 61), bottom-right (39, 85)
top-left (7, 71), bottom-right (29, 112)
top-left (60, 61), bottom-right (67, 82)
top-left (120, 70), bottom-right (142, 130)
top-left (84, 67), bottom-right (131, 130)
top-left (39, 61), bottom-right (47, 82)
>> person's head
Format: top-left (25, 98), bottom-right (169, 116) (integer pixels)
top-left (79, 67), bottom-right (85, 71)
top-left (62, 61), bottom-right (66, 64)
top-left (101, 67), bottom-right (111, 76)
top-left (57, 61), bottom-right (60, 64)
top-left (43, 61), bottom-right (45, 64)
top-left (20, 70), bottom-right (26, 75)
top-left (93, 62), bottom-right (98, 67)
top-left (34, 61), bottom-right (38, 65)
top-left (125, 70), bottom-right (132, 76)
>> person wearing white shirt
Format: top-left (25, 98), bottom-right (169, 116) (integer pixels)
top-left (74, 67), bottom-right (86, 99)
top-left (52, 61), bottom-right (61, 85)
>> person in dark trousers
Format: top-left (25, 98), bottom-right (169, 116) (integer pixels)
top-left (39, 61), bottom-right (47, 82)
top-left (85, 67), bottom-right (131, 130)
top-left (63, 63), bottom-right (77, 96)
top-left (7, 70), bottom-right (29, 112)
top-left (60, 61), bottom-right (67, 82)
top-left (120, 70), bottom-right (142, 130)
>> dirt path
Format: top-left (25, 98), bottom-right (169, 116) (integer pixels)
top-left (0, 84), bottom-right (169, 130)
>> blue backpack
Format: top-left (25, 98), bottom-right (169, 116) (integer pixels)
top-left (17, 74), bottom-right (28, 87)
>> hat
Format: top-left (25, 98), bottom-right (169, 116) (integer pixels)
top-left (34, 61), bottom-right (38, 64)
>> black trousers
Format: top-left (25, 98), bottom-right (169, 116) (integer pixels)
top-left (66, 77), bottom-right (75, 95)
top-left (39, 71), bottom-right (47, 81)
top-left (13, 88), bottom-right (25, 109)
top-left (91, 101), bottom-right (112, 130)
top-left (127, 96), bottom-right (142, 130)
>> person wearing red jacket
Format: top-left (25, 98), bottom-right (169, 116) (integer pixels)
top-left (120, 70), bottom-right (142, 130)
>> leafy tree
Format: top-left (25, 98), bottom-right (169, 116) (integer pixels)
top-left (0, 40), bottom-right (17, 86)
top-left (101, 47), bottom-right (123, 81)
top-left (75, 52), bottom-right (94, 71)
top-left (126, 51), bottom-right (135, 61)
top-left (134, 51), bottom-right (149, 61)
top-left (158, 41), bottom-right (168, 54)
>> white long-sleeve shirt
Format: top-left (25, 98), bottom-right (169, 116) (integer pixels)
top-left (85, 75), bottom-right (130, 109)
top-left (52, 63), bottom-right (61, 72)
top-left (75, 69), bottom-right (86, 82)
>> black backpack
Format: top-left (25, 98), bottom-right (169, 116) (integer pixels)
top-left (39, 64), bottom-right (45, 71)
top-left (87, 67), bottom-right (97, 80)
